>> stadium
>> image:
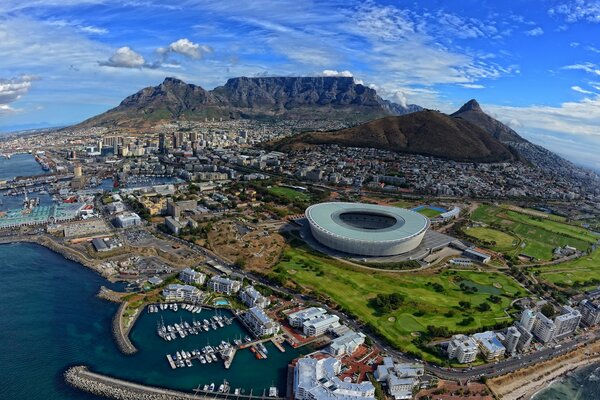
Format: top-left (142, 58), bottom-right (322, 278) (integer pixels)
top-left (305, 202), bottom-right (430, 257)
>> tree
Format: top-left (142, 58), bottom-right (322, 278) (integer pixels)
top-left (458, 300), bottom-right (471, 310)
top-left (478, 302), bottom-right (491, 312)
top-left (541, 303), bottom-right (556, 318)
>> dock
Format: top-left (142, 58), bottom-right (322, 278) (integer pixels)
top-left (224, 348), bottom-right (237, 369)
top-left (271, 338), bottom-right (286, 353)
top-left (166, 354), bottom-right (176, 370)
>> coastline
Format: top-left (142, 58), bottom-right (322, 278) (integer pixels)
top-left (487, 340), bottom-right (600, 400)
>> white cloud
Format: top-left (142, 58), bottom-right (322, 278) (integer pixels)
top-left (525, 27), bottom-right (544, 36)
top-left (563, 62), bottom-right (600, 75)
top-left (100, 47), bottom-right (146, 68)
top-left (459, 83), bottom-right (485, 89)
top-left (549, 1), bottom-right (600, 23)
top-left (158, 38), bottom-right (212, 60)
top-left (0, 75), bottom-right (38, 113)
top-left (572, 85), bottom-right (596, 94)
top-left (321, 70), bottom-right (353, 77)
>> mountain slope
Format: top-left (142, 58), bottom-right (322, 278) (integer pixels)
top-left (76, 76), bottom-right (421, 128)
top-left (271, 110), bottom-right (516, 163)
top-left (451, 99), bottom-right (580, 173)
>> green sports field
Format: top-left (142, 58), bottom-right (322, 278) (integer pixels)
top-left (267, 186), bottom-right (311, 203)
top-left (275, 244), bottom-right (525, 363)
top-left (470, 205), bottom-right (596, 260)
top-left (416, 207), bottom-right (443, 218)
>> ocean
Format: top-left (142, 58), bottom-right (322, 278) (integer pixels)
top-left (532, 363), bottom-right (600, 399)
top-left (0, 153), bottom-right (46, 181)
top-left (0, 242), bottom-right (305, 400)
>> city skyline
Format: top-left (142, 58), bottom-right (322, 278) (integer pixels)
top-left (1, 0), bottom-right (600, 169)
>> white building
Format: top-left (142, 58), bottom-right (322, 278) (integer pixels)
top-left (303, 314), bottom-right (340, 337)
top-left (554, 306), bottom-right (581, 339)
top-left (520, 309), bottom-right (536, 332)
top-left (447, 334), bottom-right (478, 364)
top-left (112, 212), bottom-right (142, 228)
top-left (502, 326), bottom-right (521, 354)
top-left (243, 306), bottom-right (280, 337)
top-left (288, 307), bottom-right (328, 328)
top-left (240, 285), bottom-right (270, 309)
top-left (179, 268), bottom-right (206, 285)
top-left (162, 284), bottom-right (203, 303)
top-left (580, 299), bottom-right (600, 326)
top-left (532, 312), bottom-right (556, 343)
top-left (515, 324), bottom-right (534, 351)
top-left (374, 357), bottom-right (424, 400)
top-left (208, 276), bottom-right (241, 295)
top-left (294, 355), bottom-right (375, 400)
top-left (327, 331), bottom-right (365, 356)
top-left (473, 331), bottom-right (506, 361)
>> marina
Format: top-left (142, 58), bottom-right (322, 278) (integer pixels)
top-left (0, 242), bottom-right (308, 400)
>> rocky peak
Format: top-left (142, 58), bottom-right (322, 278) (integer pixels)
top-left (456, 99), bottom-right (482, 113)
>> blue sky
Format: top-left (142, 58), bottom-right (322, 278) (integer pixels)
top-left (1, 1), bottom-right (600, 170)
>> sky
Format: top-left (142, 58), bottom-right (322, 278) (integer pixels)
top-left (1, 1), bottom-right (600, 170)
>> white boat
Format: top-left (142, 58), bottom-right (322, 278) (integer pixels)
top-left (209, 383), bottom-right (215, 391)
top-left (199, 355), bottom-right (206, 364)
top-left (234, 389), bottom-right (240, 395)
top-left (211, 353), bottom-right (218, 362)
top-left (173, 304), bottom-right (178, 311)
top-left (203, 385), bottom-right (209, 391)
top-left (269, 387), bottom-right (278, 397)
top-left (176, 351), bottom-right (181, 360)
top-left (218, 384), bottom-right (224, 393)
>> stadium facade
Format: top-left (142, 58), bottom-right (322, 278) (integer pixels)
top-left (305, 202), bottom-right (429, 256)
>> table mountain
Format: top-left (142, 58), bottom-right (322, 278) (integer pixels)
top-left (76, 76), bottom-right (421, 128)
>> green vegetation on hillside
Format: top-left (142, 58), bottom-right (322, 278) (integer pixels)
top-left (464, 226), bottom-right (519, 251)
top-left (273, 244), bottom-right (525, 363)
top-left (469, 204), bottom-right (596, 260)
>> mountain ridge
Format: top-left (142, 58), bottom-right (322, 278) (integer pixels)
top-left (75, 76), bottom-right (422, 128)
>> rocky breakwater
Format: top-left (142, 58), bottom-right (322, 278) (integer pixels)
top-left (112, 301), bottom-right (139, 355)
top-left (65, 366), bottom-right (209, 400)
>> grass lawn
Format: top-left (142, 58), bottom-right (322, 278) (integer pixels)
top-left (391, 200), bottom-right (414, 209)
top-left (533, 249), bottom-right (600, 291)
top-left (470, 205), bottom-right (596, 260)
top-left (416, 207), bottom-right (443, 218)
top-left (274, 244), bottom-right (525, 363)
top-left (464, 227), bottom-right (519, 251)
top-left (267, 186), bottom-right (311, 203)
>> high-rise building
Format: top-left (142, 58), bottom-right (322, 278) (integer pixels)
top-left (158, 133), bottom-right (168, 154)
top-left (580, 299), bottom-right (600, 326)
top-left (189, 131), bottom-right (198, 143)
top-left (532, 312), bottom-right (555, 343)
top-left (503, 326), bottom-right (521, 354)
top-left (520, 308), bottom-right (536, 332)
top-left (554, 306), bottom-right (581, 339)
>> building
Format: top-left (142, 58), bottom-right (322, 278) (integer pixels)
top-left (179, 268), bottom-right (206, 285)
top-left (162, 284), bottom-right (203, 303)
top-left (532, 312), bottom-right (556, 343)
top-left (240, 285), bottom-right (270, 309)
top-left (580, 299), bottom-right (600, 326)
top-left (91, 237), bottom-right (121, 252)
top-left (554, 306), bottom-right (581, 339)
top-left (375, 358), bottom-right (424, 400)
top-left (208, 276), bottom-right (241, 295)
top-left (164, 216), bottom-right (185, 235)
top-left (463, 248), bottom-right (491, 263)
top-left (288, 307), bottom-right (328, 328)
top-left (105, 201), bottom-right (125, 214)
top-left (502, 326), bottom-right (522, 354)
top-left (520, 309), bottom-right (536, 332)
top-left (112, 212), bottom-right (142, 228)
top-left (473, 331), bottom-right (506, 361)
top-left (303, 314), bottom-right (340, 337)
top-left (242, 306), bottom-right (280, 337)
top-left (294, 355), bottom-right (375, 400)
top-left (447, 335), bottom-right (478, 364)
top-left (515, 324), bottom-right (534, 351)
top-left (305, 202), bottom-right (429, 257)
top-left (167, 199), bottom-right (197, 219)
top-left (327, 331), bottom-right (366, 356)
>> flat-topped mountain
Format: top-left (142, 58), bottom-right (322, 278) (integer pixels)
top-left (76, 76), bottom-right (422, 128)
top-left (271, 110), bottom-right (517, 163)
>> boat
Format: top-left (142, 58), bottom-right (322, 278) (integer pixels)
top-left (211, 353), bottom-right (218, 362)
top-left (245, 336), bottom-right (252, 342)
top-left (234, 389), bottom-right (240, 395)
top-left (258, 343), bottom-right (268, 354)
top-left (269, 387), bottom-right (278, 397)
top-left (203, 385), bottom-right (209, 391)
top-left (176, 351), bottom-right (181, 360)
top-left (199, 355), bottom-right (206, 364)
top-left (173, 304), bottom-right (178, 311)
top-left (209, 383), bottom-right (215, 391)
top-left (185, 359), bottom-right (192, 367)
top-left (218, 384), bottom-right (224, 393)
